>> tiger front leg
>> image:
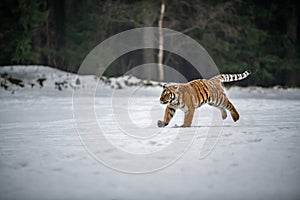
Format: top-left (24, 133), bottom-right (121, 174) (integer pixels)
top-left (157, 106), bottom-right (176, 128)
top-left (181, 107), bottom-right (195, 127)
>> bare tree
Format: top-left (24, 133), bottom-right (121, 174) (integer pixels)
top-left (142, 5), bottom-right (157, 80)
top-left (158, 0), bottom-right (165, 81)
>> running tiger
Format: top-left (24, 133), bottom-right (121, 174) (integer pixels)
top-left (158, 70), bottom-right (251, 127)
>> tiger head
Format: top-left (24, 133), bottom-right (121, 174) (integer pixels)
top-left (159, 84), bottom-right (179, 104)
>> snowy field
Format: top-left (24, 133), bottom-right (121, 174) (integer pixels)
top-left (0, 66), bottom-right (300, 200)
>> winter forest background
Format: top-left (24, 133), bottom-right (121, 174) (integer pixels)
top-left (1, 1), bottom-right (300, 199)
top-left (0, 0), bottom-right (299, 86)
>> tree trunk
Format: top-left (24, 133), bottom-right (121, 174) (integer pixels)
top-left (285, 5), bottom-right (297, 59)
top-left (158, 0), bottom-right (165, 82)
top-left (284, 4), bottom-right (298, 86)
top-left (142, 13), bottom-right (157, 80)
top-left (53, 0), bottom-right (65, 49)
top-left (48, 0), bottom-right (66, 67)
top-left (46, 1), bottom-right (51, 65)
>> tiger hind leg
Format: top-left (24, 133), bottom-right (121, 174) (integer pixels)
top-left (208, 105), bottom-right (227, 120)
top-left (224, 99), bottom-right (239, 122)
top-left (219, 108), bottom-right (227, 120)
top-left (209, 95), bottom-right (239, 122)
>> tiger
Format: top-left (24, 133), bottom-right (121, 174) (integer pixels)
top-left (157, 70), bottom-right (251, 127)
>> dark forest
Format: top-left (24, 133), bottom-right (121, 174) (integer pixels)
top-left (0, 0), bottom-right (299, 86)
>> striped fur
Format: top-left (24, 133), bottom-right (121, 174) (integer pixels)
top-left (158, 70), bottom-right (251, 127)
top-left (215, 70), bottom-right (250, 82)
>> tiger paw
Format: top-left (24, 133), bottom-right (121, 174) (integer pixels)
top-left (157, 120), bottom-right (168, 128)
top-left (221, 111), bottom-right (227, 120)
top-left (180, 124), bottom-right (191, 127)
top-left (231, 112), bottom-right (239, 122)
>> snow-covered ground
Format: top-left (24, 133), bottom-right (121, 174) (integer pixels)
top-left (0, 66), bottom-right (300, 200)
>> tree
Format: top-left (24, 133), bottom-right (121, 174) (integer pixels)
top-left (0, 0), bottom-right (299, 86)
top-left (0, 0), bottom-right (47, 64)
top-left (158, 0), bottom-right (165, 81)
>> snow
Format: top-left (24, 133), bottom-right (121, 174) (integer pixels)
top-left (1, 66), bottom-right (300, 200)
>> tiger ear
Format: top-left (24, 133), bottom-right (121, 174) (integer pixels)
top-left (162, 82), bottom-right (169, 88)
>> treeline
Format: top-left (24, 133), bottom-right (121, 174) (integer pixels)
top-left (0, 0), bottom-right (299, 86)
